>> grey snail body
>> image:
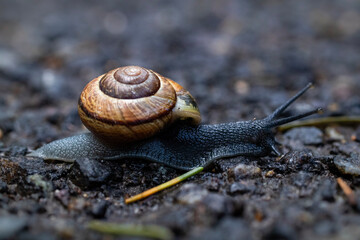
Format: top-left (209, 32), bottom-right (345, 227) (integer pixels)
top-left (28, 66), bottom-right (321, 170)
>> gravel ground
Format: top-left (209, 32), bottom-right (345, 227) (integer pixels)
top-left (1, 1), bottom-right (360, 239)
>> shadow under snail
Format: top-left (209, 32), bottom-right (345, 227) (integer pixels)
top-left (28, 66), bottom-right (321, 170)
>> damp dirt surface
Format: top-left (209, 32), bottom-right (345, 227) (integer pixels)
top-left (1, 1), bottom-right (360, 240)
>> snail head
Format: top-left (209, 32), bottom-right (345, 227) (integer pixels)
top-left (253, 83), bottom-right (322, 156)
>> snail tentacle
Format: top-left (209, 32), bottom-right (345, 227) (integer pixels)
top-left (265, 83), bottom-right (313, 122)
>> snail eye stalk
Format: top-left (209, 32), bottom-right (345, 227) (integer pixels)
top-left (265, 83), bottom-right (313, 122)
top-left (263, 83), bottom-right (321, 128)
top-left (265, 108), bottom-right (322, 128)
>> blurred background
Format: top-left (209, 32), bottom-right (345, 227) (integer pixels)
top-left (1, 1), bottom-right (360, 239)
top-left (0, 0), bottom-right (360, 143)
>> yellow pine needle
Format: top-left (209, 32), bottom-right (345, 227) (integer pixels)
top-left (125, 166), bottom-right (204, 204)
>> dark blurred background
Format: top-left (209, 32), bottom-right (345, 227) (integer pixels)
top-left (2, 2), bottom-right (360, 239)
top-left (1, 0), bottom-right (360, 144)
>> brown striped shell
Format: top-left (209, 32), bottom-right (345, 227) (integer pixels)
top-left (78, 66), bottom-right (201, 144)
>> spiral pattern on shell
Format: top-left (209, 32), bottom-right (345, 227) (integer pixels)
top-left (78, 66), bottom-right (200, 144)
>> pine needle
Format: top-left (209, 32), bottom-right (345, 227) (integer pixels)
top-left (125, 166), bottom-right (204, 204)
top-left (278, 116), bottom-right (360, 132)
top-left (337, 177), bottom-right (357, 206)
top-left (88, 221), bottom-right (173, 240)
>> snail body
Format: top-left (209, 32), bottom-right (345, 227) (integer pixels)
top-left (28, 66), bottom-right (321, 170)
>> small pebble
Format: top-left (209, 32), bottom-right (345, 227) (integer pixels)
top-left (0, 216), bottom-right (28, 239)
top-left (229, 163), bottom-right (261, 181)
top-left (314, 220), bottom-right (337, 235)
top-left (265, 170), bottom-right (275, 178)
top-left (203, 175), bottom-right (221, 191)
top-left (203, 193), bottom-right (231, 216)
top-left (281, 150), bottom-right (313, 165)
top-left (325, 127), bottom-right (345, 142)
top-left (334, 155), bottom-right (360, 176)
top-left (293, 171), bottom-right (313, 188)
top-left (54, 189), bottom-right (70, 206)
top-left (90, 200), bottom-right (109, 219)
top-left (195, 217), bottom-right (251, 240)
top-left (234, 80), bottom-right (250, 95)
top-left (0, 180), bottom-right (7, 193)
top-left (319, 179), bottom-right (336, 202)
top-left (27, 174), bottom-right (52, 193)
top-left (334, 141), bottom-right (360, 156)
top-left (263, 222), bottom-right (297, 240)
top-left (68, 198), bottom-right (87, 212)
top-left (228, 181), bottom-right (256, 195)
top-left (351, 126), bottom-right (360, 142)
top-left (284, 127), bottom-right (323, 145)
top-left (69, 158), bottom-right (111, 189)
top-left (176, 183), bottom-right (208, 205)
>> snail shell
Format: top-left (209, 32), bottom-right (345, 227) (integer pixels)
top-left (78, 66), bottom-right (201, 143)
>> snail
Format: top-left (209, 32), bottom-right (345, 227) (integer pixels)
top-left (28, 66), bottom-right (321, 170)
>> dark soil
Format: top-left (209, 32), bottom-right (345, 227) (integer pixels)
top-left (1, 1), bottom-right (360, 239)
